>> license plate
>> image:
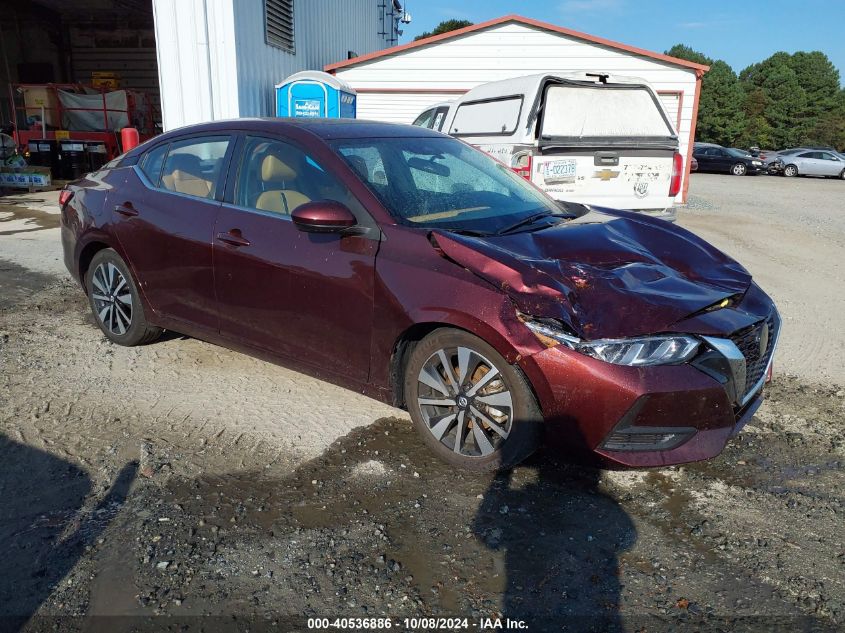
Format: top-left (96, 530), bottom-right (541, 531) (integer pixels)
top-left (541, 159), bottom-right (576, 182)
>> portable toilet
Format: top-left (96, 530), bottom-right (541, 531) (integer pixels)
top-left (275, 71), bottom-right (357, 119)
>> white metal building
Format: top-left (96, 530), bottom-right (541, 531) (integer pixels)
top-left (326, 15), bottom-right (708, 203)
top-left (152, 0), bottom-right (405, 131)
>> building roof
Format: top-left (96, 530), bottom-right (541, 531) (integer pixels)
top-left (326, 14), bottom-right (710, 75)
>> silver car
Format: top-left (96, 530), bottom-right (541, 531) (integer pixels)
top-left (781, 150), bottom-right (845, 179)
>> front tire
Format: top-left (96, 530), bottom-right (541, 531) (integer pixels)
top-left (839, 169), bottom-right (845, 180)
top-left (403, 328), bottom-right (542, 472)
top-left (783, 164), bottom-right (798, 177)
top-left (731, 163), bottom-right (747, 176)
top-left (86, 249), bottom-right (162, 346)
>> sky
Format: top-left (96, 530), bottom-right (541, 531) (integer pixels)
top-left (396, 0), bottom-right (845, 82)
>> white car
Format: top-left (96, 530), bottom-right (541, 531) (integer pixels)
top-left (413, 73), bottom-right (683, 221)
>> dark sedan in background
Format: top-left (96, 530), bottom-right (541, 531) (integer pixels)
top-left (60, 119), bottom-right (780, 471)
top-left (692, 143), bottom-right (765, 176)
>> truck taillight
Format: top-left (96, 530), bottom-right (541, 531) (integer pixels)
top-left (511, 153), bottom-right (532, 180)
top-left (669, 152), bottom-right (683, 197)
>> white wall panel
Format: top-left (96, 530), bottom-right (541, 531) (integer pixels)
top-left (356, 92), bottom-right (462, 124)
top-left (152, 0), bottom-right (238, 131)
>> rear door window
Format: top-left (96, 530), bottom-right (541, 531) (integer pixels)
top-left (160, 136), bottom-right (230, 199)
top-left (450, 96), bottom-right (523, 136)
top-left (541, 85), bottom-right (674, 138)
top-left (140, 144), bottom-right (168, 186)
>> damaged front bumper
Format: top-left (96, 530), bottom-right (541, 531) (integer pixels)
top-left (518, 311), bottom-right (780, 467)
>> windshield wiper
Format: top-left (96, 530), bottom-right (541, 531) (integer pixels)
top-left (495, 212), bottom-right (557, 236)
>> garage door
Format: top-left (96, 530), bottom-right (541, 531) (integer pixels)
top-left (355, 91), bottom-right (465, 125)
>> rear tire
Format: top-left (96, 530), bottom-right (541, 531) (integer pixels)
top-left (86, 249), bottom-right (162, 346)
top-left (783, 164), bottom-right (798, 177)
top-left (731, 163), bottom-right (747, 176)
top-left (403, 328), bottom-right (542, 472)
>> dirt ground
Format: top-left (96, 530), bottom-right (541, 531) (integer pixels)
top-left (1, 175), bottom-right (844, 632)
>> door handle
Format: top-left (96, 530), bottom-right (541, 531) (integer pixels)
top-left (114, 203), bottom-right (138, 217)
top-left (215, 230), bottom-right (250, 247)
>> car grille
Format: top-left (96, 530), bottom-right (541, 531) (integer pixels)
top-left (730, 316), bottom-right (776, 398)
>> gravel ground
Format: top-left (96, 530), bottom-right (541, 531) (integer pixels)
top-left (1, 176), bottom-right (844, 632)
top-left (678, 173), bottom-right (845, 385)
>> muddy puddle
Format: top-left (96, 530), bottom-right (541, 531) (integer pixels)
top-left (0, 202), bottom-right (60, 236)
top-left (95, 417), bottom-right (633, 626)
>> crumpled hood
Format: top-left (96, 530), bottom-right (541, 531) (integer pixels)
top-left (432, 209), bottom-right (752, 339)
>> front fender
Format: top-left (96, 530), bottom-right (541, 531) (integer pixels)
top-left (370, 226), bottom-right (546, 389)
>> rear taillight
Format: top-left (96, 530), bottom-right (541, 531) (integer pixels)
top-left (511, 153), bottom-right (532, 180)
top-left (59, 189), bottom-right (74, 208)
top-left (669, 152), bottom-right (683, 197)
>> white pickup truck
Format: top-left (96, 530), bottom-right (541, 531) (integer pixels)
top-left (412, 73), bottom-right (683, 220)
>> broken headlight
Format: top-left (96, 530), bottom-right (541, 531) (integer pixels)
top-left (524, 320), bottom-right (700, 367)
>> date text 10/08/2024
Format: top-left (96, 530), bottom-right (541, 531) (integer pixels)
top-left (307, 617), bottom-right (529, 630)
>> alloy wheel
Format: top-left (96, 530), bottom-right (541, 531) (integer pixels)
top-left (91, 262), bottom-right (133, 335)
top-left (732, 163), bottom-right (746, 176)
top-left (784, 165), bottom-right (797, 177)
top-left (416, 346), bottom-right (513, 457)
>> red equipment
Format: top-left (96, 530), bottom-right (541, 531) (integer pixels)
top-left (8, 83), bottom-right (157, 161)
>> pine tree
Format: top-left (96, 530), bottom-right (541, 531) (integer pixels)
top-left (666, 45), bottom-right (746, 146)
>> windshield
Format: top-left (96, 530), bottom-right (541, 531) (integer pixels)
top-left (725, 148), bottom-right (750, 158)
top-left (332, 136), bottom-right (566, 234)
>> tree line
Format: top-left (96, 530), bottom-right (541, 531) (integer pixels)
top-left (667, 45), bottom-right (845, 151)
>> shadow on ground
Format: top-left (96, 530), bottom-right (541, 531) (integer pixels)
top-left (474, 454), bottom-right (634, 631)
top-left (0, 434), bottom-right (136, 632)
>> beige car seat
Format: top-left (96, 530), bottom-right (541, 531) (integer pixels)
top-left (161, 153), bottom-right (213, 198)
top-left (255, 155), bottom-right (310, 214)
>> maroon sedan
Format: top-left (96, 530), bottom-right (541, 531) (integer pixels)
top-left (60, 119), bottom-right (779, 471)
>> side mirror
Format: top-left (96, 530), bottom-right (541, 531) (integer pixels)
top-left (291, 200), bottom-right (357, 233)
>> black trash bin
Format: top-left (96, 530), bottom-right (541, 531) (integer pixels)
top-left (60, 141), bottom-right (87, 180)
top-left (28, 140), bottom-right (61, 179)
top-left (85, 141), bottom-right (108, 172)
